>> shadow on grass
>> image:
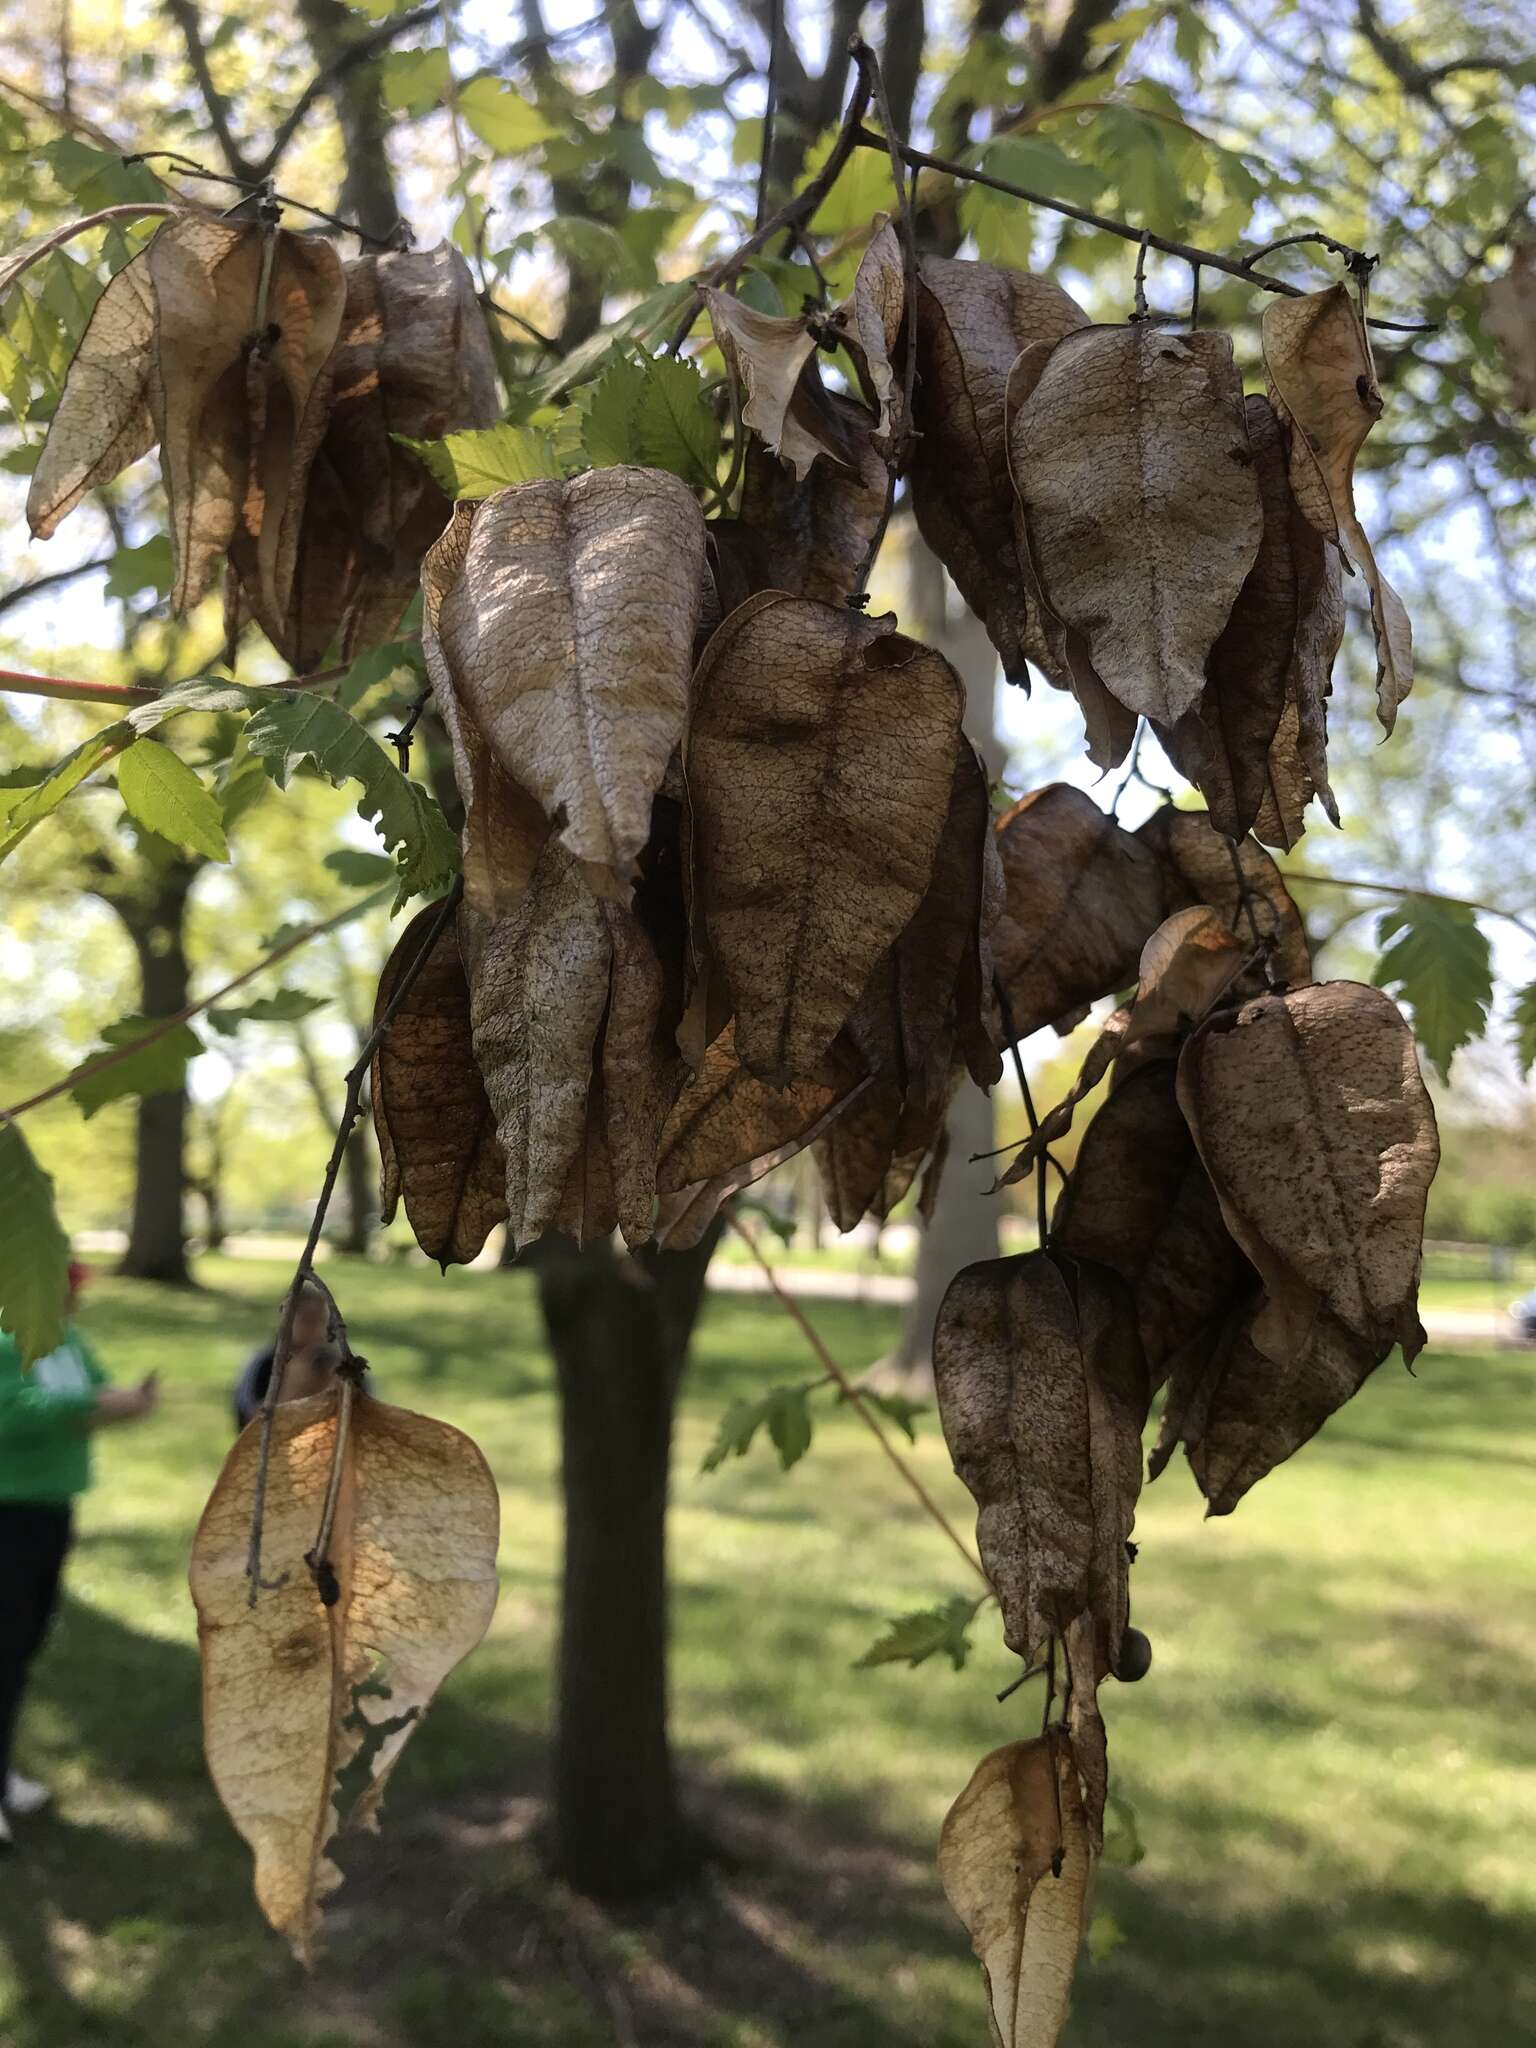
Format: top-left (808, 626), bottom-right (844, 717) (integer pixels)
top-left (4, 1584), bottom-right (1533, 2048)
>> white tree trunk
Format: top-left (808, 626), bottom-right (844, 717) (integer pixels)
top-left (893, 536), bottom-right (1006, 1374)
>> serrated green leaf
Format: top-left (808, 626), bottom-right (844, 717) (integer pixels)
top-left (0, 723), bottom-right (130, 863)
top-left (522, 281), bottom-right (696, 406)
top-left (396, 422), bottom-right (563, 498)
top-left (205, 989), bottom-right (328, 1035)
top-left (843, 1386), bottom-right (926, 1442)
top-left (104, 534), bottom-right (173, 599)
top-left (0, 1122), bottom-right (73, 1366)
top-left (1372, 896), bottom-right (1493, 1078)
top-left (334, 638), bottom-right (425, 710)
top-left (854, 1594), bottom-right (983, 1672)
top-left (241, 692), bottom-right (459, 906)
top-left (68, 1015), bottom-right (203, 1119)
top-left (700, 1382), bottom-right (818, 1473)
top-left (577, 354), bottom-right (650, 468)
top-left (379, 45), bottom-right (451, 112)
top-left (458, 76), bottom-right (558, 153)
top-left (1511, 980), bottom-right (1536, 1077)
top-left (633, 355), bottom-right (720, 488)
top-left (972, 134), bottom-right (1109, 211)
top-left (324, 847), bottom-right (400, 887)
top-left (116, 739), bottom-right (229, 862)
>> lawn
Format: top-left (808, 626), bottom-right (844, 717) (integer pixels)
top-left (2, 1253), bottom-right (1533, 2048)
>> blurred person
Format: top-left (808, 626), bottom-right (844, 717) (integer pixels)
top-left (0, 1261), bottom-right (157, 1849)
top-left (231, 1280), bottom-right (342, 1432)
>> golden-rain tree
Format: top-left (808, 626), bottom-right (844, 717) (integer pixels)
top-left (0, 0), bottom-right (1533, 2034)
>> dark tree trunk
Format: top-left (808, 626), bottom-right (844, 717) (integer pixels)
top-left (292, 0), bottom-right (402, 240)
top-left (338, 1118), bottom-right (375, 1256)
top-left (114, 872), bottom-right (195, 1284)
top-left (535, 1226), bottom-right (721, 1896)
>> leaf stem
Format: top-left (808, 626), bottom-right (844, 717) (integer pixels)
top-left (1285, 869), bottom-right (1536, 945)
top-left (0, 659), bottom-right (351, 707)
top-left (245, 879), bottom-right (464, 1603)
top-left (0, 203), bottom-right (176, 294)
top-left (725, 1207), bottom-right (989, 1587)
top-left (851, 130), bottom-right (1433, 334)
top-left (0, 884), bottom-right (396, 1122)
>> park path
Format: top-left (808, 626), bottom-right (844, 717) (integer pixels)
top-left (74, 1230), bottom-right (1513, 1347)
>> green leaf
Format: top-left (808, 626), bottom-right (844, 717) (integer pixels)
top-left (324, 847), bottom-right (400, 887)
top-left (1513, 980), bottom-right (1536, 1078)
top-left (973, 134), bottom-right (1109, 211)
top-left (0, 1122), bottom-right (73, 1366)
top-left (68, 1015), bottom-right (204, 1119)
top-left (522, 281), bottom-right (696, 407)
top-left (633, 355), bottom-right (721, 488)
top-left (397, 422), bottom-right (563, 498)
top-left (241, 692), bottom-right (459, 906)
top-left (205, 989), bottom-right (328, 1035)
top-left (577, 354), bottom-right (650, 468)
top-left (808, 135), bottom-right (894, 236)
top-left (334, 637), bottom-right (425, 710)
top-left (1372, 896), bottom-right (1493, 1078)
top-left (854, 1594), bottom-right (984, 1672)
top-left (843, 1386), bottom-right (926, 1442)
top-left (104, 534), bottom-right (173, 599)
top-left (1101, 1793), bottom-right (1146, 1868)
top-left (379, 45), bottom-right (451, 112)
top-left (116, 739), bottom-right (229, 862)
top-left (700, 1383), bottom-right (818, 1473)
top-left (0, 723), bottom-right (130, 862)
top-left (457, 76), bottom-right (558, 153)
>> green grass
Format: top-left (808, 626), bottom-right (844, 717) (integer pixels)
top-left (2, 1255), bottom-right (1533, 2048)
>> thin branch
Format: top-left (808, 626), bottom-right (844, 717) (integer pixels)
top-left (753, 0), bottom-right (780, 232)
top-left (850, 35), bottom-right (919, 598)
top-left (667, 34), bottom-right (877, 350)
top-left (162, 0), bottom-right (260, 181)
top-left (855, 130), bottom-right (1435, 333)
top-left (0, 204), bottom-right (177, 295)
top-left (0, 72), bottom-right (122, 149)
top-left (725, 1208), bottom-right (990, 1587)
top-left (246, 879), bottom-right (464, 1601)
top-left (1285, 870), bottom-right (1536, 945)
top-left (0, 657), bottom-right (351, 707)
top-left (257, 2), bottom-right (441, 178)
top-left (0, 883), bottom-right (397, 1123)
top-left (0, 556), bottom-right (115, 620)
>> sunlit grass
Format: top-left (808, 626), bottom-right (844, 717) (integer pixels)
top-left (1, 1254), bottom-right (1532, 2047)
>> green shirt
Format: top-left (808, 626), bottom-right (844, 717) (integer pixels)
top-left (0, 1326), bottom-right (107, 1503)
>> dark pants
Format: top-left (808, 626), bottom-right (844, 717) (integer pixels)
top-left (0, 1502), bottom-right (72, 1792)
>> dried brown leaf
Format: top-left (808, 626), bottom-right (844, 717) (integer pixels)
top-left (687, 592), bottom-right (963, 1082)
top-left (703, 290), bottom-right (843, 480)
top-left (27, 243), bottom-right (158, 537)
top-left (1009, 325), bottom-right (1263, 729)
top-left (460, 838), bottom-right (613, 1249)
top-left (812, 1072), bottom-right (908, 1233)
top-left (734, 389), bottom-right (888, 605)
top-left (1261, 283), bottom-right (1413, 731)
top-left (190, 1387), bottom-right (499, 1960)
top-left (993, 1008), bottom-right (1129, 1190)
top-left (657, 1020), bottom-right (865, 1192)
top-left (1155, 1289), bottom-right (1391, 1512)
top-left (1157, 395), bottom-right (1339, 841)
top-left (834, 218), bottom-right (905, 449)
top-left (993, 785), bottom-right (1173, 1042)
top-left (1136, 803), bottom-right (1311, 992)
top-left (909, 256), bottom-right (1088, 684)
top-left (422, 466), bottom-right (705, 891)
top-left (371, 902), bottom-right (506, 1267)
top-left (1176, 980), bottom-right (1439, 1370)
top-left (932, 1250), bottom-right (1146, 1672)
top-left (600, 859), bottom-right (690, 1248)
top-left (938, 1730), bottom-right (1093, 2048)
top-left (1052, 1059), bottom-right (1252, 1389)
top-left (147, 216), bottom-right (346, 616)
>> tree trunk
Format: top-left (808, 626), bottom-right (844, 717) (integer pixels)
top-left (536, 1227), bottom-right (721, 1896)
top-left (291, 0), bottom-right (402, 240)
top-left (893, 540), bottom-right (1004, 1373)
top-left (115, 873), bottom-right (195, 1284)
top-left (338, 1117), bottom-right (374, 1256)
